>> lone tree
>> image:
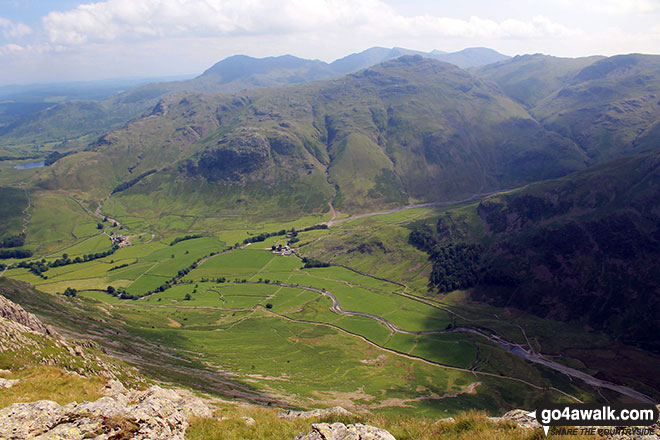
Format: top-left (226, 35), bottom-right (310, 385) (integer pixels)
top-left (107, 285), bottom-right (115, 295)
top-left (184, 293), bottom-right (192, 300)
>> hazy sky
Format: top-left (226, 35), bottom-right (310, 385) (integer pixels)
top-left (1, 0), bottom-right (659, 84)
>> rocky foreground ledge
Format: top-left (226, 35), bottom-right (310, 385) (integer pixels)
top-left (0, 380), bottom-right (213, 440)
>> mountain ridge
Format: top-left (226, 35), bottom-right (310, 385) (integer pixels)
top-left (0, 46), bottom-right (509, 151)
top-left (34, 55), bottom-right (587, 225)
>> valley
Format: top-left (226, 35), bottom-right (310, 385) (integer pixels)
top-left (1, 183), bottom-right (658, 416)
top-left (0, 44), bottom-right (659, 440)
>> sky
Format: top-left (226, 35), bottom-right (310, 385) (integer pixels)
top-left (1, 0), bottom-right (659, 84)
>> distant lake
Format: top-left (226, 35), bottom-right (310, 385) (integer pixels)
top-left (13, 161), bottom-right (45, 169)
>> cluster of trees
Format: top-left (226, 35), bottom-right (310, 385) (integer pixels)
top-left (0, 248), bottom-right (33, 259)
top-left (0, 155), bottom-right (39, 161)
top-left (1, 233), bottom-right (26, 248)
top-left (62, 287), bottom-right (77, 297)
top-left (105, 285), bottom-right (137, 300)
top-left (170, 234), bottom-right (203, 246)
top-left (197, 276), bottom-right (227, 283)
top-left (302, 224), bottom-right (328, 232)
top-left (14, 247), bottom-right (118, 276)
top-left (240, 225), bottom-right (323, 247)
top-left (243, 225), bottom-right (328, 246)
top-left (108, 262), bottom-right (133, 271)
top-left (428, 243), bottom-right (483, 293)
top-left (44, 151), bottom-right (74, 166)
top-left (243, 229), bottom-right (287, 244)
top-left (409, 225), bottom-right (483, 293)
top-left (111, 169), bottom-right (157, 194)
top-left (408, 225), bottom-right (436, 253)
top-left (302, 257), bottom-right (330, 268)
top-left (22, 260), bottom-right (49, 278)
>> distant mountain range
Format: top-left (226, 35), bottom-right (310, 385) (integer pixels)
top-left (109, 47), bottom-right (509, 105)
top-left (0, 47), bottom-right (509, 148)
top-left (37, 55), bottom-right (584, 216)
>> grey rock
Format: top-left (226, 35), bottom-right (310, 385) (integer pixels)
top-left (279, 406), bottom-right (352, 420)
top-left (497, 409), bottom-right (540, 429)
top-left (0, 382), bottom-right (214, 439)
top-left (296, 423), bottom-right (396, 440)
top-left (101, 379), bottom-right (128, 397)
top-left (0, 377), bottom-right (19, 389)
top-left (0, 294), bottom-right (55, 335)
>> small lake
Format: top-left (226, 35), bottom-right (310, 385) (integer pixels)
top-left (13, 161), bottom-right (45, 169)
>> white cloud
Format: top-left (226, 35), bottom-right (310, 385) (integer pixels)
top-left (42, 0), bottom-right (582, 45)
top-left (594, 0), bottom-right (660, 13)
top-left (0, 16), bottom-right (32, 39)
top-left (0, 43), bottom-right (24, 55)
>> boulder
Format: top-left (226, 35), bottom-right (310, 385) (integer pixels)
top-left (295, 422), bottom-right (396, 440)
top-left (0, 378), bottom-right (19, 389)
top-left (279, 406), bottom-right (352, 420)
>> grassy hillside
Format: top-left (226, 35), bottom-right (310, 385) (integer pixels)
top-left (476, 53), bottom-right (660, 163)
top-left (473, 54), bottom-right (603, 107)
top-left (32, 56), bottom-right (587, 223)
top-left (0, 187), bottom-right (28, 238)
top-left (533, 54), bottom-right (660, 162)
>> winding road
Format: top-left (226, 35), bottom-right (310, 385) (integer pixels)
top-left (323, 189), bottom-right (508, 227)
top-left (275, 281), bottom-right (655, 403)
top-left (136, 277), bottom-right (655, 404)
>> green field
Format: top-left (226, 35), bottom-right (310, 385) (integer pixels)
top-left (0, 196), bottom-right (636, 416)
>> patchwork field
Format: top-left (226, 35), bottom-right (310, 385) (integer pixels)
top-left (2, 197), bottom-right (652, 418)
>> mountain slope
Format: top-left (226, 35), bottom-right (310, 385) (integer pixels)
top-left (532, 54), bottom-right (660, 162)
top-left (475, 53), bottom-right (660, 163)
top-left (411, 149), bottom-right (660, 352)
top-left (472, 54), bottom-right (604, 107)
top-left (35, 56), bottom-right (586, 225)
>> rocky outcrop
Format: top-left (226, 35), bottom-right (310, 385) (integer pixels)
top-left (495, 409), bottom-right (541, 429)
top-left (295, 423), bottom-right (396, 440)
top-left (0, 382), bottom-right (213, 439)
top-left (0, 294), bottom-right (55, 335)
top-left (279, 406), bottom-right (352, 421)
top-left (0, 294), bottom-right (139, 380)
top-left (0, 378), bottom-right (19, 389)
